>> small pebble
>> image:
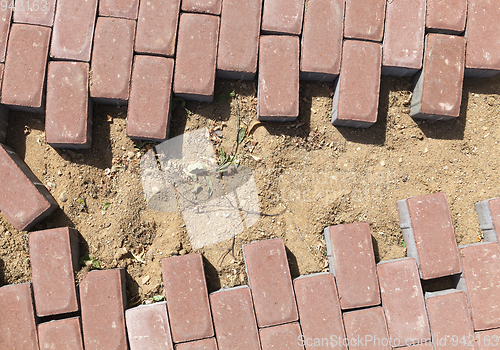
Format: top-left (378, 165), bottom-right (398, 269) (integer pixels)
top-left (127, 151), bottom-right (135, 159)
top-left (170, 250), bottom-right (179, 256)
top-left (59, 191), bottom-right (68, 202)
top-left (179, 249), bottom-right (188, 255)
top-left (142, 275), bottom-right (150, 284)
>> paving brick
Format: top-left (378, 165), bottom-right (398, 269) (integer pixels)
top-left (397, 192), bottom-right (461, 280)
top-left (400, 344), bottom-right (435, 350)
top-left (90, 17), bottom-right (135, 104)
top-left (324, 222), bottom-right (380, 310)
top-left (1, 23), bottom-right (50, 112)
top-left (476, 197), bottom-right (500, 243)
top-left (410, 34), bottom-right (466, 121)
top-left (261, 0), bottom-right (304, 35)
top-left (0, 63), bottom-right (8, 144)
top-left (382, 0), bottom-right (426, 77)
top-left (46, 61), bottom-right (92, 149)
top-left (99, 0), bottom-right (139, 19)
top-left (343, 307), bottom-right (391, 350)
top-left (377, 258), bottom-right (431, 347)
top-left (217, 0), bottom-right (261, 80)
top-left (126, 56), bottom-right (173, 141)
top-left (476, 328), bottom-right (500, 349)
top-left (210, 286), bottom-right (260, 350)
top-left (173, 13), bottom-right (219, 103)
top-left (176, 338), bottom-right (218, 350)
top-left (38, 317), bottom-right (84, 350)
top-left (0, 7), bottom-right (11, 62)
top-left (426, 0), bottom-right (467, 34)
top-left (80, 268), bottom-right (128, 350)
top-left (0, 144), bottom-right (57, 231)
top-left (134, 0), bottom-right (180, 57)
top-left (0, 283), bottom-right (38, 350)
top-left (125, 302), bottom-right (174, 350)
top-left (14, 0), bottom-right (57, 26)
top-left (161, 253), bottom-right (213, 343)
top-left (457, 243), bottom-right (500, 331)
top-left (243, 238), bottom-right (298, 327)
top-left (344, 0), bottom-right (386, 42)
top-left (51, 0), bottom-right (98, 61)
top-left (181, 0), bottom-right (221, 15)
top-left (331, 40), bottom-right (382, 128)
top-left (294, 273), bottom-right (347, 350)
top-left (300, 0), bottom-right (343, 82)
top-left (257, 35), bottom-right (299, 122)
top-left (260, 322), bottom-right (304, 350)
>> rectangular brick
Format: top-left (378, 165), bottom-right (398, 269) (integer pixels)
top-left (243, 238), bottom-right (298, 327)
top-left (182, 0), bottom-right (221, 15)
top-left (410, 34), bottom-right (466, 121)
top-left (46, 61), bottom-right (92, 149)
top-left (324, 222), bottom-right (380, 309)
top-left (125, 302), bottom-right (174, 350)
top-left (126, 55), bottom-right (173, 141)
top-left (331, 40), bottom-right (382, 128)
top-left (0, 7), bottom-right (11, 62)
top-left (1, 23), bottom-right (50, 112)
top-left (173, 13), bottom-right (219, 103)
top-left (294, 273), bottom-right (347, 350)
top-left (397, 192), bottom-right (461, 279)
top-left (217, 0), bottom-right (261, 80)
top-left (14, 0), bottom-right (57, 26)
top-left (344, 0), bottom-right (386, 42)
top-left (80, 268), bottom-right (128, 350)
top-left (261, 0), bottom-right (304, 35)
top-left (161, 253), bottom-right (213, 343)
top-left (99, 0), bottom-right (139, 19)
top-left (51, 0), bottom-right (98, 61)
top-left (426, 0), bottom-right (467, 34)
top-left (300, 0), bottom-right (343, 82)
top-left (0, 283), bottom-right (38, 350)
top-left (210, 286), bottom-right (260, 350)
top-left (176, 338), bottom-right (218, 350)
top-left (134, 0), bottom-right (180, 57)
top-left (475, 197), bottom-right (500, 243)
top-left (476, 328), bottom-right (500, 349)
top-left (258, 35), bottom-right (299, 122)
top-left (343, 307), bottom-right (390, 350)
top-left (382, 0), bottom-right (426, 77)
top-left (38, 317), bottom-right (84, 350)
top-left (260, 322), bottom-right (304, 350)
top-left (0, 144), bottom-right (57, 231)
top-left (377, 258), bottom-right (431, 347)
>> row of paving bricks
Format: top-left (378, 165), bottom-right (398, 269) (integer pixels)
top-left (3, 192), bottom-right (500, 349)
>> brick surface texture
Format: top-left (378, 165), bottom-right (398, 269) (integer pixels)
top-left (38, 317), bottom-right (84, 350)
top-left (343, 307), bottom-right (391, 350)
top-left (426, 0), bottom-right (467, 34)
top-left (0, 7), bottom-right (11, 62)
top-left (260, 322), bottom-right (305, 350)
top-left (488, 198), bottom-right (500, 242)
top-left (14, 0), bottom-right (57, 27)
top-left (475, 328), bottom-right (500, 350)
top-left (181, 0), bottom-right (221, 15)
top-left (261, 0), bottom-right (304, 35)
top-left (176, 337), bottom-right (218, 350)
top-left (344, 0), bottom-right (386, 42)
top-left (99, 0), bottom-right (139, 19)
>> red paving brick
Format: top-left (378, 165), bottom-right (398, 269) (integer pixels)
top-left (38, 317), bottom-right (84, 350)
top-left (51, 0), bottom-right (98, 61)
top-left (0, 283), bottom-right (38, 350)
top-left (0, 144), bottom-right (57, 231)
top-left (257, 35), bottom-right (299, 122)
top-left (410, 34), bottom-right (466, 121)
top-left (127, 55), bottom-right (174, 141)
top-left (242, 238), bottom-right (298, 327)
top-left (300, 0), bottom-right (344, 82)
top-left (217, 0), bottom-right (262, 80)
top-left (261, 0), bottom-right (304, 35)
top-left (0, 7), bottom-right (11, 62)
top-left (426, 0), bottom-right (467, 34)
top-left (475, 328), bottom-right (500, 349)
top-left (161, 253), bottom-right (214, 343)
top-left (99, 0), bottom-right (139, 19)
top-left (260, 322), bottom-right (304, 350)
top-left (125, 302), bottom-right (174, 350)
top-left (181, 0), bottom-right (221, 15)
top-left (382, 0), bottom-right (426, 77)
top-left (1, 23), bottom-right (50, 112)
top-left (476, 198), bottom-right (500, 243)
top-left (176, 337), bottom-right (218, 350)
top-left (344, 0), bottom-right (386, 42)
top-left (13, 0), bottom-right (57, 27)
top-left (173, 13), bottom-right (219, 103)
top-left (377, 258), bottom-right (431, 348)
top-left (325, 222), bottom-right (380, 310)
top-left (331, 40), bottom-right (382, 128)
top-left (210, 286), bottom-right (260, 350)
top-left (80, 268), bottom-right (128, 350)
top-left (46, 61), bottom-right (92, 149)
top-left (343, 307), bottom-right (391, 350)
top-left (294, 273), bottom-right (347, 350)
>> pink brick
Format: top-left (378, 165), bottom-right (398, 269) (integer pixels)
top-left (343, 307), bottom-right (390, 350)
top-left (400, 343), bottom-right (435, 349)
top-left (80, 268), bottom-right (128, 350)
top-left (300, 0), bottom-right (344, 81)
top-left (0, 144), bottom-right (57, 231)
top-left (0, 7), bottom-right (11, 62)
top-left (217, 0), bottom-right (262, 80)
top-left (38, 317), bottom-right (84, 350)
top-left (261, 0), bottom-right (304, 35)
top-left (382, 0), bottom-right (426, 77)
top-left (243, 238), bottom-right (298, 327)
top-left (51, 0), bottom-right (98, 61)
top-left (476, 198), bottom-right (500, 243)
top-left (126, 55), bottom-right (173, 141)
top-left (476, 328), bottom-right (500, 349)
top-left (410, 34), bottom-right (466, 121)
top-left (99, 0), bottom-right (139, 19)
top-left (210, 286), bottom-right (260, 350)
top-left (377, 258), bottom-right (431, 347)
top-left (0, 283), bottom-right (38, 350)
top-left (294, 273), bottom-right (347, 350)
top-left (426, 0), bottom-right (467, 34)
top-left (46, 61), bottom-right (92, 149)
top-left (125, 302), bottom-right (174, 350)
top-left (331, 40), bottom-right (382, 128)
top-left (161, 253), bottom-right (213, 343)
top-left (182, 0), bottom-right (221, 15)
top-left (173, 13), bottom-right (219, 103)
top-left (1, 23), bottom-right (50, 112)
top-left (324, 222), bottom-right (380, 310)
top-left (134, 0), bottom-right (180, 57)
top-left (176, 338), bottom-right (218, 350)
top-left (14, 0), bottom-right (57, 26)
top-left (344, 0), bottom-right (386, 42)
top-left (260, 322), bottom-right (304, 350)
top-left (258, 35), bottom-right (299, 122)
